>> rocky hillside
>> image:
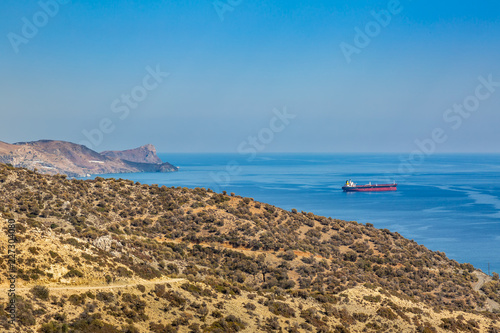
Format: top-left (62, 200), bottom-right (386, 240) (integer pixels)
top-left (0, 142), bottom-right (20, 155)
top-left (0, 140), bottom-right (178, 177)
top-left (0, 164), bottom-right (499, 332)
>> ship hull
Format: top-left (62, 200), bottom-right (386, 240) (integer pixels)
top-left (342, 184), bottom-right (397, 192)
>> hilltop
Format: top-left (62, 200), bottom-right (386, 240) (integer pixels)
top-left (0, 140), bottom-right (178, 177)
top-left (0, 164), bottom-right (499, 332)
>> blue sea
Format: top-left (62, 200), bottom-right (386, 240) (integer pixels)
top-left (86, 153), bottom-right (500, 274)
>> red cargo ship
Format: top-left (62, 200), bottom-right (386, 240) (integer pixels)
top-left (342, 180), bottom-right (397, 192)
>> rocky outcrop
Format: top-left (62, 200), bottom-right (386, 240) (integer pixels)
top-left (0, 140), bottom-right (178, 177)
top-left (92, 235), bottom-right (123, 257)
top-left (101, 144), bottom-right (163, 164)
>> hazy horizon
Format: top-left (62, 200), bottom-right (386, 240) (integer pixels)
top-left (2, 1), bottom-right (499, 154)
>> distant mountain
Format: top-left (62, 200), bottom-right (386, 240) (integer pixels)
top-left (0, 140), bottom-right (178, 177)
top-left (101, 144), bottom-right (163, 164)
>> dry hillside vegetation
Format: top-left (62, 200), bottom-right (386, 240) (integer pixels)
top-left (0, 164), bottom-right (499, 332)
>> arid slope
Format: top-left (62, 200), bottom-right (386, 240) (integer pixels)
top-left (0, 164), bottom-right (499, 332)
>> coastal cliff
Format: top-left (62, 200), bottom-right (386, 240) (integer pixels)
top-left (0, 140), bottom-right (178, 177)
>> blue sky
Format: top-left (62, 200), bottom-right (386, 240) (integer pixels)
top-left (1, 0), bottom-right (499, 153)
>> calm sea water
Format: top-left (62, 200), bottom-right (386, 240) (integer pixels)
top-left (85, 153), bottom-right (500, 274)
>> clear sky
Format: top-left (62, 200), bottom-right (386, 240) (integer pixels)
top-left (1, 0), bottom-right (499, 153)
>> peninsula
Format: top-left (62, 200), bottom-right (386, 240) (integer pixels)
top-left (0, 140), bottom-right (178, 177)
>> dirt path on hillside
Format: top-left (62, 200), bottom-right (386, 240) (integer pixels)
top-left (1, 278), bottom-right (186, 292)
top-left (472, 271), bottom-right (500, 311)
top-left (472, 271), bottom-right (490, 291)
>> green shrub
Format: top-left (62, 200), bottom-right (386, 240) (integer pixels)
top-left (30, 285), bottom-right (49, 300)
top-left (28, 247), bottom-right (40, 255)
top-left (16, 296), bottom-right (36, 326)
top-left (268, 301), bottom-right (296, 318)
top-left (205, 315), bottom-right (247, 332)
top-left (363, 295), bottom-right (381, 303)
top-left (376, 307), bottom-right (398, 320)
top-left (68, 294), bottom-right (86, 306)
top-left (40, 321), bottom-right (69, 333)
top-left (64, 269), bottom-right (84, 278)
